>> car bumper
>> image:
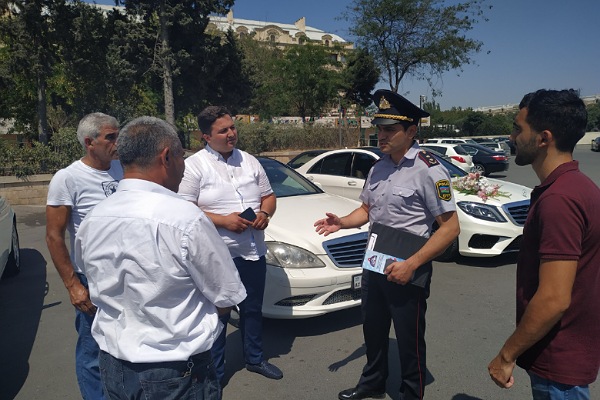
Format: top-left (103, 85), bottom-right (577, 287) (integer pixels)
top-left (262, 257), bottom-right (362, 319)
top-left (456, 210), bottom-right (523, 257)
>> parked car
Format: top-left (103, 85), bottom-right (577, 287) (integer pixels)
top-left (425, 138), bottom-right (477, 144)
top-left (258, 157), bottom-right (368, 319)
top-left (460, 143), bottom-right (510, 176)
top-left (295, 148), bottom-right (531, 260)
top-left (419, 143), bottom-right (475, 171)
top-left (591, 137), bottom-right (600, 152)
top-left (286, 149), bottom-right (327, 169)
top-left (1, 196), bottom-right (20, 279)
top-left (477, 140), bottom-right (511, 156)
top-left (491, 136), bottom-right (516, 155)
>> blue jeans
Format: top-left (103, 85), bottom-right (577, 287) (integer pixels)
top-left (529, 371), bottom-right (590, 400)
top-left (211, 256), bottom-right (266, 382)
top-left (75, 273), bottom-right (105, 400)
top-left (99, 350), bottom-right (220, 400)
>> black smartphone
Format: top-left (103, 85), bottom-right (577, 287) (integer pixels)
top-left (239, 207), bottom-right (257, 221)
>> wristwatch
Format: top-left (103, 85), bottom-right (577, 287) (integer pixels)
top-left (258, 210), bottom-right (271, 219)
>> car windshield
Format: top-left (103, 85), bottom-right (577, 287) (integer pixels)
top-left (258, 157), bottom-right (324, 198)
top-left (287, 150), bottom-right (325, 169)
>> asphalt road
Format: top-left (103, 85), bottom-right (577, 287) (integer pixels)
top-left (1, 145), bottom-right (598, 400)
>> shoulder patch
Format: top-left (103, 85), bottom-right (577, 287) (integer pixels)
top-left (435, 179), bottom-right (452, 201)
top-left (418, 150), bottom-right (439, 167)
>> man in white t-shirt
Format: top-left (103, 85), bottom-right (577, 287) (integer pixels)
top-left (46, 112), bottom-right (122, 400)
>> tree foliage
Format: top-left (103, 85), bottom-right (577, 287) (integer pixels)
top-left (343, 0), bottom-right (488, 93)
top-left (341, 48), bottom-right (380, 108)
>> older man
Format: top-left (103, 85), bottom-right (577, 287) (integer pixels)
top-left (75, 116), bottom-right (246, 400)
top-left (46, 112), bottom-right (122, 399)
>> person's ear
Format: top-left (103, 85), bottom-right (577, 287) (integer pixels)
top-left (540, 130), bottom-right (552, 146)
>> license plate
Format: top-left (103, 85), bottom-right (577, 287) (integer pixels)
top-left (352, 273), bottom-right (362, 290)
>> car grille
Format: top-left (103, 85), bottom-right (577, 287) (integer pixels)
top-left (323, 288), bottom-right (362, 305)
top-left (322, 231), bottom-right (368, 268)
top-left (503, 200), bottom-right (530, 226)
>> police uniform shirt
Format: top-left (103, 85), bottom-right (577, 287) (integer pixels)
top-left (360, 142), bottom-right (456, 237)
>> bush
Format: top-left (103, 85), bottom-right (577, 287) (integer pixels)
top-left (0, 128), bottom-right (83, 178)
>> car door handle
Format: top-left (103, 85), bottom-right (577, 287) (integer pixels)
top-left (347, 181), bottom-right (357, 186)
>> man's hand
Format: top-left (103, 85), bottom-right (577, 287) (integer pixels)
top-left (223, 213), bottom-right (253, 234)
top-left (384, 260), bottom-right (416, 285)
top-left (314, 213), bottom-right (341, 236)
top-left (67, 279), bottom-right (97, 316)
top-left (251, 212), bottom-right (269, 231)
top-left (488, 353), bottom-right (516, 389)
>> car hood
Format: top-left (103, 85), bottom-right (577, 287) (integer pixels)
top-left (452, 176), bottom-right (532, 204)
top-left (265, 193), bottom-right (368, 255)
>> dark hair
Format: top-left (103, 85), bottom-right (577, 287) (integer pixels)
top-left (518, 89), bottom-right (587, 152)
top-left (197, 106), bottom-right (232, 134)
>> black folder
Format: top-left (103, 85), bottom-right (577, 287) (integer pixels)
top-left (362, 222), bottom-right (431, 288)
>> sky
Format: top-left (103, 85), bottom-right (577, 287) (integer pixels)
top-left (89, 0), bottom-right (600, 111)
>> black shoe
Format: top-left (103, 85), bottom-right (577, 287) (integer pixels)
top-left (338, 386), bottom-right (386, 400)
top-left (245, 360), bottom-right (283, 380)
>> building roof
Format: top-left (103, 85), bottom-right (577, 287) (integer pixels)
top-left (209, 14), bottom-right (349, 44)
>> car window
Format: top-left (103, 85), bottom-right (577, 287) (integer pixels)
top-left (453, 144), bottom-right (469, 155)
top-left (308, 153), bottom-right (352, 177)
top-left (422, 145), bottom-right (446, 155)
top-left (351, 153), bottom-right (377, 179)
top-left (461, 145), bottom-right (479, 155)
top-left (288, 152), bottom-right (320, 169)
top-left (259, 158), bottom-right (323, 197)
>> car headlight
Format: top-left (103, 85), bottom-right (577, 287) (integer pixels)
top-left (457, 201), bottom-right (508, 223)
top-left (266, 242), bottom-right (326, 269)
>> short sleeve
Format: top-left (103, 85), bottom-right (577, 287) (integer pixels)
top-left (422, 165), bottom-right (456, 218)
top-left (178, 157), bottom-right (202, 203)
top-left (537, 194), bottom-right (584, 260)
top-left (47, 169), bottom-right (75, 207)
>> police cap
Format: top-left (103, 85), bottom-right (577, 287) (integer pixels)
top-left (371, 89), bottom-right (430, 126)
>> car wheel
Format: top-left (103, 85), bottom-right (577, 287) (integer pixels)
top-left (473, 163), bottom-right (487, 176)
top-left (431, 222), bottom-right (458, 262)
top-left (3, 219), bottom-right (20, 278)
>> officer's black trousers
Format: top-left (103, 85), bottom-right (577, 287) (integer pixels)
top-left (357, 269), bottom-right (429, 400)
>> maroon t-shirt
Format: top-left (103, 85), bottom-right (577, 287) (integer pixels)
top-left (516, 161), bottom-right (600, 385)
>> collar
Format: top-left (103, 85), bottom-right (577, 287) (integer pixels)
top-left (204, 144), bottom-right (239, 163)
top-left (117, 178), bottom-right (181, 199)
top-left (537, 160), bottom-right (579, 190)
top-left (383, 141), bottom-right (420, 167)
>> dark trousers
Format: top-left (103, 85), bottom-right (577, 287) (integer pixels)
top-left (99, 350), bottom-right (220, 400)
top-left (211, 256), bottom-right (266, 382)
top-left (357, 269), bottom-right (429, 400)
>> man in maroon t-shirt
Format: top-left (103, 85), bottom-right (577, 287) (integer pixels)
top-left (488, 89), bottom-right (600, 399)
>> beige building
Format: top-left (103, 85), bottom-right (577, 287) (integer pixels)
top-left (208, 10), bottom-right (353, 62)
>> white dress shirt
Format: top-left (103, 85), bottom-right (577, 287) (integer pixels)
top-left (178, 145), bottom-right (273, 260)
top-left (74, 179), bottom-right (246, 363)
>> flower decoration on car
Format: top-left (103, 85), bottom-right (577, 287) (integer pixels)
top-left (452, 172), bottom-right (511, 202)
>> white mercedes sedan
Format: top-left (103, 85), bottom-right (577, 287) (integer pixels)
top-left (295, 147), bottom-right (531, 261)
top-left (257, 157), bottom-right (368, 319)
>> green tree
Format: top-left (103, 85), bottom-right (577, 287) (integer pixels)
top-left (116, 0), bottom-right (234, 125)
top-left (341, 48), bottom-right (380, 108)
top-left (587, 102), bottom-right (600, 132)
top-left (343, 0), bottom-right (487, 93)
top-left (0, 0), bottom-right (65, 143)
top-left (278, 43), bottom-right (341, 121)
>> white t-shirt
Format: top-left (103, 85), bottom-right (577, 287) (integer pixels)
top-left (47, 159), bottom-right (123, 272)
top-left (178, 146), bottom-right (273, 260)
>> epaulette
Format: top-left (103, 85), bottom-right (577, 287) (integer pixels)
top-left (417, 150), bottom-right (439, 167)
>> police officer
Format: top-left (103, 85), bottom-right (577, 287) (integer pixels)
top-left (315, 90), bottom-right (460, 400)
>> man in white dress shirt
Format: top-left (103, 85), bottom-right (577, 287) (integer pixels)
top-left (75, 116), bottom-right (246, 400)
top-left (178, 106), bottom-right (282, 384)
